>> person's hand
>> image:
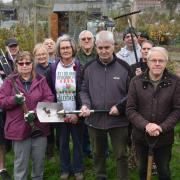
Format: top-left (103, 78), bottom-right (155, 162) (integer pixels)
top-left (109, 105), bottom-right (120, 116)
top-left (15, 93), bottom-right (25, 105)
top-left (148, 129), bottom-right (160, 136)
top-left (145, 123), bottom-right (162, 136)
top-left (79, 105), bottom-right (91, 117)
top-left (64, 114), bottom-right (79, 124)
top-left (135, 68), bottom-right (143, 76)
top-left (24, 111), bottom-right (36, 124)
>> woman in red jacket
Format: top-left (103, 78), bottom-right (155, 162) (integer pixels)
top-left (0, 51), bottom-right (54, 180)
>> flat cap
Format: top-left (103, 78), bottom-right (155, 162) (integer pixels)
top-left (5, 38), bottom-right (19, 47)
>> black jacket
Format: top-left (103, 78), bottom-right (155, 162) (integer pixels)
top-left (131, 58), bottom-right (148, 77)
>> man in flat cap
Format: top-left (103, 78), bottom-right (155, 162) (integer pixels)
top-left (0, 38), bottom-right (19, 77)
top-left (0, 39), bottom-right (17, 179)
top-left (5, 38), bottom-right (20, 63)
top-left (0, 38), bottom-right (19, 180)
top-left (116, 27), bottom-right (141, 65)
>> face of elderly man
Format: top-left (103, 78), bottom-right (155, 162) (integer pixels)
top-left (147, 51), bottom-right (168, 80)
top-left (96, 41), bottom-right (114, 64)
top-left (80, 31), bottom-right (94, 52)
top-left (96, 31), bottom-right (114, 64)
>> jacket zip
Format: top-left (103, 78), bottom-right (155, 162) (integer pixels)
top-left (104, 66), bottom-right (107, 129)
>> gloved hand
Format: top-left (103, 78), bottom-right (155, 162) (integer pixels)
top-left (15, 93), bottom-right (25, 105)
top-left (24, 111), bottom-right (36, 124)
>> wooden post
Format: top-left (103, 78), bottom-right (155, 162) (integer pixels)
top-left (50, 12), bottom-right (58, 40)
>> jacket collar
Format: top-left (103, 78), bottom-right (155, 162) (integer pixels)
top-left (142, 68), bottom-right (172, 89)
top-left (97, 53), bottom-right (116, 67)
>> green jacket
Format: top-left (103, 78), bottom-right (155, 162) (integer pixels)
top-left (76, 47), bottom-right (97, 66)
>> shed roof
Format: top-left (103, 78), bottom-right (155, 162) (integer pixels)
top-left (53, 1), bottom-right (104, 12)
top-left (53, 3), bottom-right (86, 12)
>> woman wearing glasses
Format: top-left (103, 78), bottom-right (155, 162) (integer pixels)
top-left (0, 51), bottom-right (54, 180)
top-left (47, 35), bottom-right (84, 180)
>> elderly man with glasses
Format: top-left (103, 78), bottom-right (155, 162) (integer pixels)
top-left (127, 47), bottom-right (180, 180)
top-left (76, 30), bottom-right (97, 66)
top-left (76, 30), bottom-right (97, 159)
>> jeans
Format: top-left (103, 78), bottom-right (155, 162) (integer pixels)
top-left (89, 126), bottom-right (129, 180)
top-left (59, 123), bottom-right (84, 174)
top-left (82, 123), bottom-right (91, 156)
top-left (135, 143), bottom-right (172, 180)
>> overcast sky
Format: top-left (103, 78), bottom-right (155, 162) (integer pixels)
top-left (2, 0), bottom-right (12, 2)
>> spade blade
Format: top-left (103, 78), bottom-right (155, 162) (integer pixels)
top-left (36, 102), bottom-right (64, 123)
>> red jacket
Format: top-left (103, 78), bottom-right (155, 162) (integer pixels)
top-left (0, 73), bottom-right (54, 140)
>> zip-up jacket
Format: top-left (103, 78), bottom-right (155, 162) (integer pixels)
top-left (80, 55), bottom-right (132, 129)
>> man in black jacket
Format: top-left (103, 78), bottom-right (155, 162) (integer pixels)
top-left (79, 30), bottom-right (131, 180)
top-left (0, 61), bottom-right (12, 180)
top-left (131, 40), bottom-right (154, 76)
top-left (127, 47), bottom-right (180, 180)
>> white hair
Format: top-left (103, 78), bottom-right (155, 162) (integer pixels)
top-left (79, 30), bottom-right (94, 40)
top-left (95, 30), bottom-right (114, 45)
top-left (147, 47), bottom-right (169, 62)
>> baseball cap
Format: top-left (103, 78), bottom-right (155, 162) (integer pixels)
top-left (5, 38), bottom-right (19, 47)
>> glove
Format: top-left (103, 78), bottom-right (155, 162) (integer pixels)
top-left (24, 111), bottom-right (36, 124)
top-left (15, 93), bottom-right (25, 105)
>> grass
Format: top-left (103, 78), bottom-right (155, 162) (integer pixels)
top-left (5, 125), bottom-right (180, 179)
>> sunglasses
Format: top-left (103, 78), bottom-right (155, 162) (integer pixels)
top-left (81, 37), bottom-right (92, 41)
top-left (17, 62), bottom-right (32, 66)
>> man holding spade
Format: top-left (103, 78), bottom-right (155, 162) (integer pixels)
top-left (79, 30), bottom-right (132, 180)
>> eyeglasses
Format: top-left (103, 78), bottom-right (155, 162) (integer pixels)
top-left (60, 46), bottom-right (72, 51)
top-left (17, 62), bottom-right (32, 66)
top-left (81, 37), bottom-right (92, 41)
top-left (149, 59), bottom-right (166, 64)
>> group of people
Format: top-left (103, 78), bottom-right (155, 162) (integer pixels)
top-left (0, 27), bottom-right (179, 180)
